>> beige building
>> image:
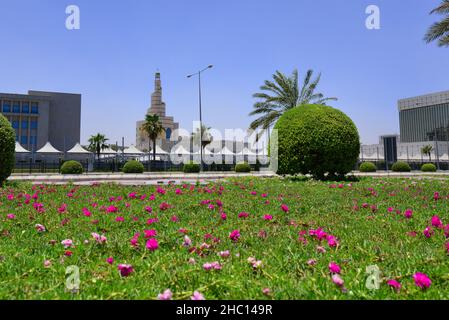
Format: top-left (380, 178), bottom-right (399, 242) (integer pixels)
top-left (136, 72), bottom-right (179, 152)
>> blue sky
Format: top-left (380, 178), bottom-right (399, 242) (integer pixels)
top-left (1, 0), bottom-right (448, 145)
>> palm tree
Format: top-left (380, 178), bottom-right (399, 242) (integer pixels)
top-left (88, 133), bottom-right (109, 160)
top-left (192, 124), bottom-right (213, 152)
top-left (421, 145), bottom-right (434, 162)
top-left (249, 69), bottom-right (337, 133)
top-left (424, 0), bottom-right (449, 47)
top-left (140, 114), bottom-right (165, 170)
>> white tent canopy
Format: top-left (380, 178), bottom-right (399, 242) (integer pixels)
top-left (67, 143), bottom-right (92, 154)
top-left (36, 142), bottom-right (63, 154)
top-left (100, 147), bottom-right (117, 155)
top-left (124, 145), bottom-right (144, 155)
top-left (151, 145), bottom-right (168, 155)
top-left (15, 142), bottom-right (30, 153)
top-left (171, 145), bottom-right (191, 155)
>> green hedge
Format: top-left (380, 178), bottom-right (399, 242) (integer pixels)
top-left (273, 104), bottom-right (360, 179)
top-left (421, 163), bottom-right (437, 172)
top-left (235, 162), bottom-right (251, 173)
top-left (359, 162), bottom-right (377, 173)
top-left (391, 161), bottom-right (411, 172)
top-left (183, 162), bottom-right (200, 173)
top-left (0, 114), bottom-right (15, 187)
top-left (122, 160), bottom-right (144, 174)
top-left (60, 160), bottom-right (83, 174)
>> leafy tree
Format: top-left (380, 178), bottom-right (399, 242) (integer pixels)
top-left (140, 114), bottom-right (165, 170)
top-left (421, 145), bottom-right (434, 162)
top-left (249, 69), bottom-right (337, 134)
top-left (88, 133), bottom-right (109, 160)
top-left (424, 0), bottom-right (449, 47)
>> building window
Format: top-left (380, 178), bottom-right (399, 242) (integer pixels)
top-left (30, 120), bottom-right (38, 130)
top-left (30, 136), bottom-right (37, 145)
top-left (22, 102), bottom-right (30, 113)
top-left (21, 120), bottom-right (28, 129)
top-left (21, 136), bottom-right (28, 145)
top-left (31, 102), bottom-right (39, 114)
top-left (2, 101), bottom-right (11, 113)
top-left (13, 102), bottom-right (20, 113)
top-left (12, 120), bottom-right (19, 129)
top-left (166, 128), bottom-right (172, 140)
top-left (15, 135), bottom-right (19, 142)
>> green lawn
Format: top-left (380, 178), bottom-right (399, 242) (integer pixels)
top-left (0, 177), bottom-right (448, 300)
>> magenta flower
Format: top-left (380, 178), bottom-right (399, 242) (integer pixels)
top-left (35, 224), bottom-right (46, 232)
top-left (61, 239), bottom-right (73, 248)
top-left (218, 250), bottom-right (230, 258)
top-left (229, 230), bottom-right (240, 242)
top-left (326, 235), bottom-right (339, 247)
top-left (404, 209), bottom-right (413, 219)
top-left (146, 238), bottom-right (159, 251)
top-left (413, 272), bottom-right (431, 289)
top-left (307, 259), bottom-right (317, 266)
top-left (157, 289), bottom-right (173, 300)
top-left (191, 291), bottom-right (205, 300)
top-left (107, 205), bottom-right (118, 213)
top-left (91, 232), bottom-right (107, 244)
top-left (387, 279), bottom-right (401, 292)
top-left (221, 213), bottom-right (227, 220)
top-left (444, 224), bottom-right (449, 238)
top-left (431, 216), bottom-right (443, 228)
top-left (115, 216), bottom-right (124, 222)
top-left (6, 214), bottom-right (16, 220)
top-left (263, 214), bottom-right (273, 221)
top-left (144, 229), bottom-right (157, 238)
top-left (118, 264), bottom-right (134, 277)
top-left (423, 226), bottom-right (434, 238)
top-left (238, 212), bottom-right (249, 219)
top-left (145, 206), bottom-right (153, 213)
top-left (183, 235), bottom-right (192, 247)
top-left (106, 257), bottom-right (114, 265)
top-left (280, 204), bottom-right (289, 213)
top-left (329, 262), bottom-right (341, 274)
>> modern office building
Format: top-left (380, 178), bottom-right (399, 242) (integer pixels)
top-left (0, 90), bottom-right (81, 152)
top-left (136, 73), bottom-right (179, 151)
top-left (399, 90), bottom-right (449, 143)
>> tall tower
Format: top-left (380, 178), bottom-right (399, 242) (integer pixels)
top-left (148, 72), bottom-right (166, 117)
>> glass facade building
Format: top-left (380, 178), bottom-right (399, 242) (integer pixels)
top-left (398, 91), bottom-right (449, 143)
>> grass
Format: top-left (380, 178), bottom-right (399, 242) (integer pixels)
top-left (0, 177), bottom-right (448, 300)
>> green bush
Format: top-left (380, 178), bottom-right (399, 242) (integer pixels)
top-left (235, 162), bottom-right (251, 173)
top-left (122, 160), bottom-right (144, 174)
top-left (0, 114), bottom-right (15, 187)
top-left (60, 160), bottom-right (83, 174)
top-left (183, 162), bottom-right (200, 173)
top-left (359, 162), bottom-right (377, 173)
top-left (391, 161), bottom-right (411, 172)
top-left (273, 104), bottom-right (360, 179)
top-left (421, 163), bottom-right (437, 172)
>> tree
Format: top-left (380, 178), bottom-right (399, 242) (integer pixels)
top-left (249, 69), bottom-right (337, 134)
top-left (421, 145), bottom-right (434, 162)
top-left (140, 114), bottom-right (165, 170)
top-left (88, 133), bottom-right (109, 160)
top-left (424, 0), bottom-right (449, 47)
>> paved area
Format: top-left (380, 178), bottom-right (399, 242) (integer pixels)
top-left (8, 171), bottom-right (278, 185)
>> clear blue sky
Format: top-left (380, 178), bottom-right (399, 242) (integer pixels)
top-left (1, 0), bottom-right (448, 145)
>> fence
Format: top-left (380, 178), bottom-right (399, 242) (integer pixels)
top-left (13, 159), bottom-right (89, 174)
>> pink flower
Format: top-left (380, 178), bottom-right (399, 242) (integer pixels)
top-left (43, 260), bottom-right (52, 268)
top-left (326, 235), bottom-right (339, 247)
top-left (431, 216), bottom-right (443, 228)
top-left (404, 209), bottom-right (413, 219)
top-left (91, 232), bottom-right (107, 244)
top-left (106, 205), bottom-right (118, 213)
top-left (7, 194), bottom-right (14, 201)
top-left (64, 250), bottom-right (73, 257)
top-left (118, 264), bottom-right (134, 277)
top-left (143, 229), bottom-right (157, 238)
top-left (329, 262), bottom-right (341, 274)
top-left (262, 288), bottom-right (271, 296)
top-left (183, 235), bottom-right (192, 247)
top-left (145, 206), bottom-right (153, 213)
top-left (61, 239), bottom-right (73, 248)
top-left (387, 207), bottom-right (394, 213)
top-left (280, 204), bottom-right (289, 213)
top-left (413, 272), bottom-right (431, 289)
top-left (434, 192), bottom-right (441, 201)
top-left (229, 230), bottom-right (240, 242)
top-left (175, 189), bottom-right (183, 195)
top-left (219, 250), bottom-right (230, 258)
top-left (115, 216), bottom-right (124, 222)
top-left (159, 202), bottom-right (170, 211)
top-left (317, 246), bottom-right (327, 253)
top-left (444, 224), bottom-right (449, 238)
top-left (6, 214), bottom-right (16, 220)
top-left (307, 259), bottom-right (317, 266)
top-left (221, 213), bottom-right (227, 220)
top-left (157, 289), bottom-right (173, 300)
top-left (106, 257), bottom-right (114, 264)
top-left (238, 212), bottom-right (249, 219)
top-left (191, 291), bottom-right (205, 300)
top-left (146, 238), bottom-right (159, 251)
top-left (332, 274), bottom-right (345, 287)
top-left (35, 224), bottom-right (46, 232)
top-left (82, 208), bottom-right (92, 217)
top-left (423, 226), bottom-right (434, 238)
top-left (387, 280), bottom-right (401, 292)
top-left (263, 215), bottom-right (273, 221)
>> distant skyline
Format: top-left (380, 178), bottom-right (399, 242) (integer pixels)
top-left (1, 0), bottom-right (449, 145)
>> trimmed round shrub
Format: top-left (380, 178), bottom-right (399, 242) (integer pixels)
top-left (421, 163), bottom-right (437, 172)
top-left (235, 162), bottom-right (251, 173)
top-left (359, 162), bottom-right (377, 173)
top-left (391, 161), bottom-right (411, 172)
top-left (60, 160), bottom-right (83, 174)
top-left (122, 160), bottom-right (144, 174)
top-left (273, 104), bottom-right (360, 179)
top-left (0, 114), bottom-right (15, 187)
top-left (183, 162), bottom-right (200, 173)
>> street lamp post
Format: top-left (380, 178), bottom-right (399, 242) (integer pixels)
top-left (187, 65), bottom-right (213, 171)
